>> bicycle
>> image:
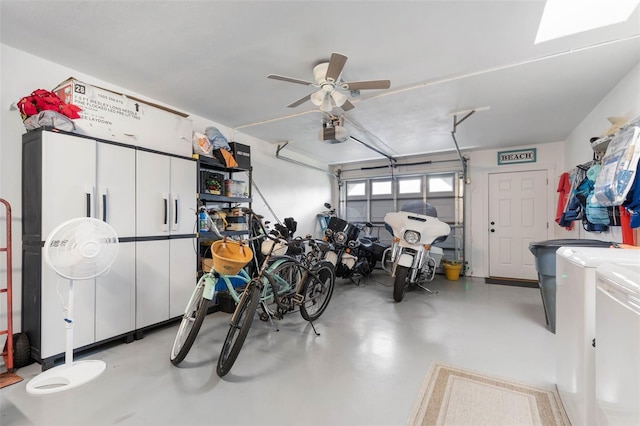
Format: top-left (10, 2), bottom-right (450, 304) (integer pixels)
top-left (216, 212), bottom-right (335, 377)
top-left (169, 209), bottom-right (335, 375)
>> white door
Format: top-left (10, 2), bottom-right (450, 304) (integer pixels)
top-left (96, 142), bottom-right (136, 237)
top-left (488, 170), bottom-right (547, 280)
top-left (96, 241), bottom-right (136, 341)
top-left (41, 132), bottom-right (96, 237)
top-left (136, 240), bottom-right (170, 328)
top-left (136, 150), bottom-right (171, 237)
top-left (169, 237), bottom-right (197, 318)
top-left (169, 156), bottom-right (196, 235)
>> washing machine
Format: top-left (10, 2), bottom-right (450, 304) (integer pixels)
top-left (595, 262), bottom-right (640, 426)
top-left (555, 246), bottom-right (640, 426)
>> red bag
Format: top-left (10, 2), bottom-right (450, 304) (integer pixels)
top-left (17, 89), bottom-right (81, 121)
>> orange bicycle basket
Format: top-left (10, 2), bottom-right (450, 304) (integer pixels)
top-left (211, 239), bottom-right (253, 275)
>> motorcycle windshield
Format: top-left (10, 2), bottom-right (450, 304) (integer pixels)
top-left (400, 201), bottom-right (438, 218)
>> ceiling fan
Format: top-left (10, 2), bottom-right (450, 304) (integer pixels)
top-left (267, 53), bottom-right (391, 113)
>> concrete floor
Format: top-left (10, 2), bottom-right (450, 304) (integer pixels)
top-left (1, 271), bottom-right (556, 426)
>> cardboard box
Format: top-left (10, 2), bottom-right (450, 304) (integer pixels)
top-left (229, 142), bottom-right (251, 170)
top-left (54, 77), bottom-right (193, 156)
top-left (202, 257), bottom-right (215, 273)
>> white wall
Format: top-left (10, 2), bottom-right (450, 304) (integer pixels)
top-left (561, 62), bottom-right (640, 243)
top-left (465, 141), bottom-right (564, 277)
top-left (0, 44), bottom-right (331, 332)
top-left (466, 62), bottom-right (640, 276)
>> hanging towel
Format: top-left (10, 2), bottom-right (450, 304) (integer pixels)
top-left (556, 172), bottom-right (573, 230)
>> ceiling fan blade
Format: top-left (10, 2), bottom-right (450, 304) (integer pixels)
top-left (287, 94), bottom-right (312, 108)
top-left (341, 80), bottom-right (391, 91)
top-left (268, 74), bottom-right (315, 86)
top-left (325, 53), bottom-right (348, 82)
top-left (341, 100), bottom-right (355, 111)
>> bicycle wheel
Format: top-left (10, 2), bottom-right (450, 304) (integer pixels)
top-left (170, 277), bottom-right (210, 365)
top-left (300, 260), bottom-right (335, 322)
top-left (216, 280), bottom-right (261, 377)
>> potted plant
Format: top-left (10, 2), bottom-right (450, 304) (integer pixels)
top-left (206, 179), bottom-right (222, 195)
top-left (442, 259), bottom-right (463, 281)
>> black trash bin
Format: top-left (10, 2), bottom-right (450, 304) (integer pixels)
top-left (528, 239), bottom-right (612, 333)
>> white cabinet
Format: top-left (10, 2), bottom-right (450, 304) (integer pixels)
top-left (22, 129), bottom-right (137, 366)
top-left (135, 150), bottom-right (196, 328)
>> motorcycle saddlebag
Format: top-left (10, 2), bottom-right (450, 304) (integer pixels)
top-left (372, 242), bottom-right (387, 259)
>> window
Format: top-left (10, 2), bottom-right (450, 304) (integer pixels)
top-left (428, 175), bottom-right (454, 193)
top-left (371, 180), bottom-right (392, 195)
top-left (346, 182), bottom-right (366, 197)
top-left (398, 178), bottom-right (421, 194)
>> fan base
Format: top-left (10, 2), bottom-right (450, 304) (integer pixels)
top-left (26, 360), bottom-right (106, 395)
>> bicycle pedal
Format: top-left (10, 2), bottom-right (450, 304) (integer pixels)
top-left (292, 294), bottom-right (304, 305)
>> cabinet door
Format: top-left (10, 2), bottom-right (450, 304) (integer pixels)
top-left (136, 150), bottom-right (171, 237)
top-left (135, 240), bottom-right (170, 328)
top-left (41, 132), bottom-right (96, 238)
top-left (96, 241), bottom-right (136, 341)
top-left (169, 237), bottom-right (197, 318)
top-left (169, 156), bottom-right (196, 235)
top-left (96, 143), bottom-right (136, 238)
top-left (40, 258), bottom-right (95, 358)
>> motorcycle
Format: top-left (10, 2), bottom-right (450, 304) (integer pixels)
top-left (323, 215), bottom-right (365, 281)
top-left (383, 202), bottom-right (451, 302)
top-left (320, 203), bottom-right (389, 283)
top-left (352, 221), bottom-right (389, 271)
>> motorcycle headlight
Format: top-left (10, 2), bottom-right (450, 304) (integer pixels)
top-left (404, 230), bottom-right (421, 244)
top-left (324, 228), bottom-right (333, 238)
top-left (335, 231), bottom-right (347, 245)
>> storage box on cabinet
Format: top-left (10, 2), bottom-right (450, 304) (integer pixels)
top-left (53, 77), bottom-right (193, 156)
top-left (229, 142), bottom-right (251, 170)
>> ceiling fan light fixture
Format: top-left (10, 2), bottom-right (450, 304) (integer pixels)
top-left (320, 96), bottom-right (333, 112)
top-left (310, 90), bottom-right (325, 107)
top-left (311, 90), bottom-right (334, 112)
top-left (330, 90), bottom-right (348, 108)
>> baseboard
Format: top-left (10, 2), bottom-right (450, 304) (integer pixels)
top-left (485, 277), bottom-right (538, 288)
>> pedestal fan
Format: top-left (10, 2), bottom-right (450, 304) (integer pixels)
top-left (26, 217), bottom-right (119, 395)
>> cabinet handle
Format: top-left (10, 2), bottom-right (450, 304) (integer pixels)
top-left (164, 198), bottom-right (168, 225)
top-left (174, 198), bottom-right (179, 225)
top-left (86, 193), bottom-right (91, 217)
top-left (103, 194), bottom-right (107, 222)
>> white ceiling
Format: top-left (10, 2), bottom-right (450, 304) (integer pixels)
top-left (1, 1), bottom-right (639, 165)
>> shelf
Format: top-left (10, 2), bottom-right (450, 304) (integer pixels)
top-left (199, 193), bottom-right (252, 204)
top-left (194, 154), bottom-right (251, 172)
top-left (198, 230), bottom-right (248, 241)
top-left (591, 135), bottom-right (612, 153)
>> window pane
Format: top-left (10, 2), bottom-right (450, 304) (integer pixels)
top-left (429, 176), bottom-right (454, 193)
top-left (345, 201), bottom-right (367, 222)
top-left (399, 178), bottom-right (421, 194)
top-left (371, 180), bottom-right (392, 195)
top-left (347, 182), bottom-right (365, 197)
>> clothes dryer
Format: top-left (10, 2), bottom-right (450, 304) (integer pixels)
top-left (595, 262), bottom-right (640, 426)
top-left (555, 246), bottom-right (640, 426)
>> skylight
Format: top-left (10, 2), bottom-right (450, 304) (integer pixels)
top-left (535, 0), bottom-right (640, 44)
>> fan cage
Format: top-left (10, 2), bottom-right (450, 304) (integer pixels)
top-left (44, 218), bottom-right (119, 280)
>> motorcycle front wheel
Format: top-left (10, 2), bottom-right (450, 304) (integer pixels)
top-left (393, 265), bottom-right (409, 302)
